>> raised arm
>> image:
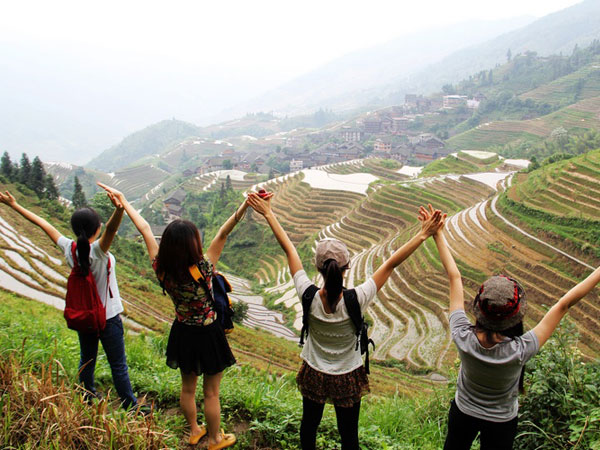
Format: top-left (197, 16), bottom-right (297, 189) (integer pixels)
top-left (371, 204), bottom-right (443, 291)
top-left (246, 193), bottom-right (303, 276)
top-left (0, 190), bottom-right (61, 244)
top-left (97, 182), bottom-right (159, 261)
top-left (205, 199), bottom-right (249, 265)
top-left (533, 265), bottom-right (600, 347)
top-left (98, 192), bottom-right (125, 253)
top-left (432, 211), bottom-right (463, 312)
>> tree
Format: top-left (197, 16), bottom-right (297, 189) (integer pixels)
top-left (225, 174), bottom-right (232, 191)
top-left (488, 69), bottom-right (493, 85)
top-left (31, 156), bottom-right (46, 197)
top-left (188, 205), bottom-right (201, 224)
top-left (1, 152), bottom-right (14, 180)
top-left (72, 176), bottom-right (87, 209)
top-left (506, 48), bottom-right (512, 62)
top-left (44, 175), bottom-right (59, 201)
top-left (90, 192), bottom-right (114, 222)
top-left (18, 153), bottom-right (31, 186)
top-left (219, 182), bottom-right (225, 200)
top-left (223, 159), bottom-right (233, 170)
top-left (442, 84), bottom-right (456, 95)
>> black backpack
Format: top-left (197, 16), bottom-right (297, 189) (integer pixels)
top-left (300, 285), bottom-right (375, 374)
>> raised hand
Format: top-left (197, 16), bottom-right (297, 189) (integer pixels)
top-left (247, 191), bottom-right (274, 216)
top-left (417, 204), bottom-right (445, 237)
top-left (0, 190), bottom-right (17, 208)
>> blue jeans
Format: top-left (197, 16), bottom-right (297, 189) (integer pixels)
top-left (77, 314), bottom-right (137, 408)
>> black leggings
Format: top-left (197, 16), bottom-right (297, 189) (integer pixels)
top-left (300, 397), bottom-right (361, 450)
top-left (444, 400), bottom-right (518, 450)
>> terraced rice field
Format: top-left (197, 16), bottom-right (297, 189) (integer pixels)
top-left (448, 96), bottom-right (600, 150)
top-left (520, 60), bottom-right (600, 106)
top-left (252, 155), bottom-right (600, 373)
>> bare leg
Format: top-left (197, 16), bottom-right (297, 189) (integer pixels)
top-left (180, 371), bottom-right (203, 436)
top-left (203, 371), bottom-right (224, 445)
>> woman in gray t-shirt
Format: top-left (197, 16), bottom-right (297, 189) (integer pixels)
top-left (427, 205), bottom-right (600, 450)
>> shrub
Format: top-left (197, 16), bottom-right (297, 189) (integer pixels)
top-left (516, 324), bottom-right (600, 449)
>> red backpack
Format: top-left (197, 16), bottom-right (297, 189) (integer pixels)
top-left (64, 242), bottom-right (109, 333)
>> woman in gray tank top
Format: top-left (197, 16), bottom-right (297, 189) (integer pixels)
top-left (424, 204), bottom-right (600, 450)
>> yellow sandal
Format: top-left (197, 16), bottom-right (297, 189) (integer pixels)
top-left (188, 425), bottom-right (207, 445)
top-left (207, 430), bottom-right (236, 450)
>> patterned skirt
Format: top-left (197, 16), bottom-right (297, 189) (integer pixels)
top-left (296, 361), bottom-right (370, 408)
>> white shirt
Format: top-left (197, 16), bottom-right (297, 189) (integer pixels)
top-left (57, 236), bottom-right (124, 320)
top-left (293, 270), bottom-right (377, 375)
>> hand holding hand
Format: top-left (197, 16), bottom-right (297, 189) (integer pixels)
top-left (247, 191), bottom-right (274, 216)
top-left (0, 190), bottom-right (17, 208)
top-left (417, 204), bottom-right (446, 237)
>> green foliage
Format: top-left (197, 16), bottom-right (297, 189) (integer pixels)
top-left (88, 119), bottom-right (202, 172)
top-left (501, 129), bottom-right (600, 162)
top-left (516, 324), bottom-right (600, 449)
top-left (231, 300), bottom-right (249, 323)
top-left (72, 175), bottom-right (87, 209)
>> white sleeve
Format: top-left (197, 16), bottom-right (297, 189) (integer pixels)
top-left (355, 278), bottom-right (377, 313)
top-left (293, 270), bottom-right (314, 298)
top-left (56, 236), bottom-right (74, 267)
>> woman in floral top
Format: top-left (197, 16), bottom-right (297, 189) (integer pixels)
top-left (99, 183), bottom-right (246, 450)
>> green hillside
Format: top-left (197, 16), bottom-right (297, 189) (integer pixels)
top-left (503, 148), bottom-right (600, 261)
top-left (87, 119), bottom-right (202, 172)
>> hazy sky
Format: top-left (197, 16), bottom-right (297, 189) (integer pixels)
top-left (0, 0), bottom-right (585, 164)
top-left (1, 0), bottom-right (583, 84)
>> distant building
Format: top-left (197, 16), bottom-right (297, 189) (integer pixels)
top-left (164, 189), bottom-right (186, 207)
top-left (443, 95), bottom-right (468, 108)
top-left (363, 118), bottom-right (382, 134)
top-left (339, 127), bottom-right (364, 142)
top-left (390, 145), bottom-right (412, 162)
top-left (289, 159), bottom-right (304, 172)
top-left (337, 142), bottom-right (364, 159)
top-left (373, 139), bottom-right (392, 153)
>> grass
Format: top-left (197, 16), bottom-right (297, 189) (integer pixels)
top-left (0, 290), bottom-right (454, 449)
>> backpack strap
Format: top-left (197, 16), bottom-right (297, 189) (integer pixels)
top-left (343, 288), bottom-right (375, 374)
top-left (70, 241), bottom-right (79, 269)
top-left (300, 284), bottom-right (319, 347)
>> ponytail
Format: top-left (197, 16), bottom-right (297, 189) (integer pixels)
top-left (321, 259), bottom-right (344, 311)
top-left (76, 232), bottom-right (91, 276)
top-left (71, 208), bottom-right (101, 277)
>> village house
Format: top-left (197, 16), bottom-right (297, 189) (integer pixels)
top-left (390, 145), bottom-right (412, 162)
top-left (337, 142), bottom-right (364, 159)
top-left (363, 118), bottom-right (382, 134)
top-left (392, 117), bottom-right (412, 134)
top-left (443, 95), bottom-right (468, 108)
top-left (339, 126), bottom-right (364, 142)
top-left (373, 138), bottom-right (392, 153)
top-left (289, 159), bottom-right (304, 172)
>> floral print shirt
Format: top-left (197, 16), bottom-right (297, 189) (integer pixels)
top-left (153, 257), bottom-right (216, 326)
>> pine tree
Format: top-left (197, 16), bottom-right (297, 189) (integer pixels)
top-left (44, 175), bottom-right (59, 200)
top-left (31, 156), bottom-right (46, 197)
top-left (1, 152), bottom-right (13, 180)
top-left (225, 174), bottom-right (232, 191)
top-left (19, 153), bottom-right (32, 186)
top-left (72, 176), bottom-right (87, 209)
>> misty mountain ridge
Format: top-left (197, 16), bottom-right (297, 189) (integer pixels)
top-left (231, 0), bottom-right (600, 117)
top-left (219, 17), bottom-right (535, 119)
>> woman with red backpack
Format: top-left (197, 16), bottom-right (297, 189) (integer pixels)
top-left (426, 204), bottom-right (600, 450)
top-left (0, 189), bottom-right (139, 409)
top-left (98, 182), bottom-right (245, 449)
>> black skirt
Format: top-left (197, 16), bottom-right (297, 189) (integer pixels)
top-left (166, 319), bottom-right (236, 375)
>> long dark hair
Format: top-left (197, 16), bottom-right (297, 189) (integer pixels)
top-left (71, 208), bottom-right (101, 276)
top-left (318, 259), bottom-right (348, 311)
top-left (475, 320), bottom-right (526, 393)
top-left (156, 220), bottom-right (203, 284)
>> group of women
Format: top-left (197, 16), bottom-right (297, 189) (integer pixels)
top-left (1, 181), bottom-right (599, 450)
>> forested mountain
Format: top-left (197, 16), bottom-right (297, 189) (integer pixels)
top-left (86, 119), bottom-right (202, 172)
